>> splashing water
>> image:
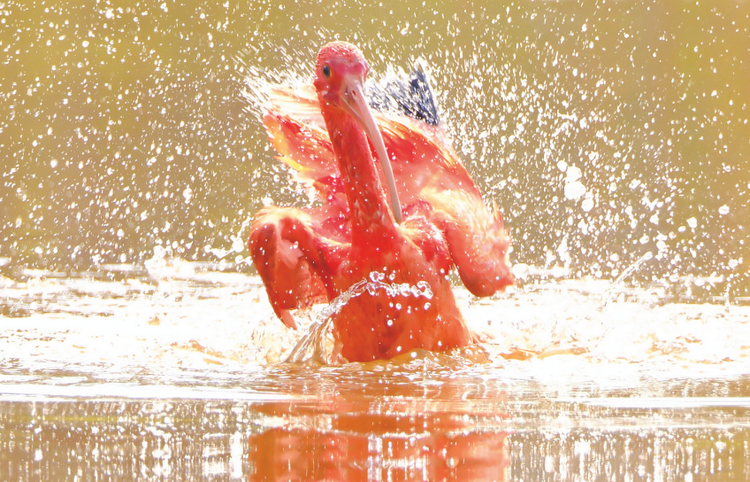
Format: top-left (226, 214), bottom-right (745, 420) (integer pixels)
top-left (365, 271), bottom-right (434, 300)
top-left (285, 272), bottom-right (435, 363)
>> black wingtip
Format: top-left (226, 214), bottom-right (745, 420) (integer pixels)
top-left (367, 69), bottom-right (441, 126)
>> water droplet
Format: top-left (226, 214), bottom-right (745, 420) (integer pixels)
top-left (718, 205), bottom-right (729, 216)
top-left (566, 166), bottom-right (582, 182)
top-left (564, 180), bottom-right (586, 200)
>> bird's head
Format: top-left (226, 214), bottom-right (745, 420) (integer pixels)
top-left (314, 41), bottom-right (402, 223)
top-left (314, 41), bottom-right (370, 108)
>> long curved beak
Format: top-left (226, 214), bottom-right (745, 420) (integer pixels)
top-left (339, 76), bottom-right (402, 224)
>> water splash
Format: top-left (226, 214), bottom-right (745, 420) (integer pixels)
top-left (365, 271), bottom-right (434, 300)
top-left (599, 251), bottom-right (654, 309)
top-left (285, 272), bottom-right (434, 364)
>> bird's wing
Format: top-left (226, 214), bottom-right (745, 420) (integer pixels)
top-left (419, 188), bottom-right (514, 297)
top-left (262, 85), bottom-right (481, 206)
top-left (377, 114), bottom-right (483, 203)
top-left (248, 205), bottom-right (349, 328)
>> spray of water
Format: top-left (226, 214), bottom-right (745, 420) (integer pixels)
top-left (285, 271), bottom-right (434, 364)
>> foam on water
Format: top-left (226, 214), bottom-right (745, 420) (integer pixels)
top-left (2, 261), bottom-right (749, 394)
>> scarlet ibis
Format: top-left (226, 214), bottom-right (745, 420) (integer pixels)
top-left (249, 41), bottom-right (513, 362)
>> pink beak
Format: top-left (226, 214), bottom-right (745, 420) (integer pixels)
top-left (338, 74), bottom-right (403, 224)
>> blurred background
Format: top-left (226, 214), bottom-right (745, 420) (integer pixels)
top-left (1, 0), bottom-right (748, 296)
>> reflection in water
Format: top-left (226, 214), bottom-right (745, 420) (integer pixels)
top-left (0, 400), bottom-right (252, 480)
top-left (1, 394), bottom-right (748, 480)
top-left (248, 400), bottom-right (508, 481)
top-left (0, 389), bottom-right (510, 480)
top-left (512, 428), bottom-right (748, 481)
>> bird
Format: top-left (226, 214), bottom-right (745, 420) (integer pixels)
top-left (248, 41), bottom-right (513, 362)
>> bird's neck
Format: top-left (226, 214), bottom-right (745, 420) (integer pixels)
top-left (323, 108), bottom-right (397, 245)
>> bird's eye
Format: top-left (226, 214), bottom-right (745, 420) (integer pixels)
top-left (322, 65), bottom-right (331, 78)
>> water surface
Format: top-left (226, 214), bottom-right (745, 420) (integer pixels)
top-left (2, 266), bottom-right (750, 480)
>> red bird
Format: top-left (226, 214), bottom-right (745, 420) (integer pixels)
top-left (249, 42), bottom-right (513, 362)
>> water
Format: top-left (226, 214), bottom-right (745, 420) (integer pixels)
top-left (2, 0), bottom-right (750, 479)
top-left (2, 265), bottom-right (750, 479)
